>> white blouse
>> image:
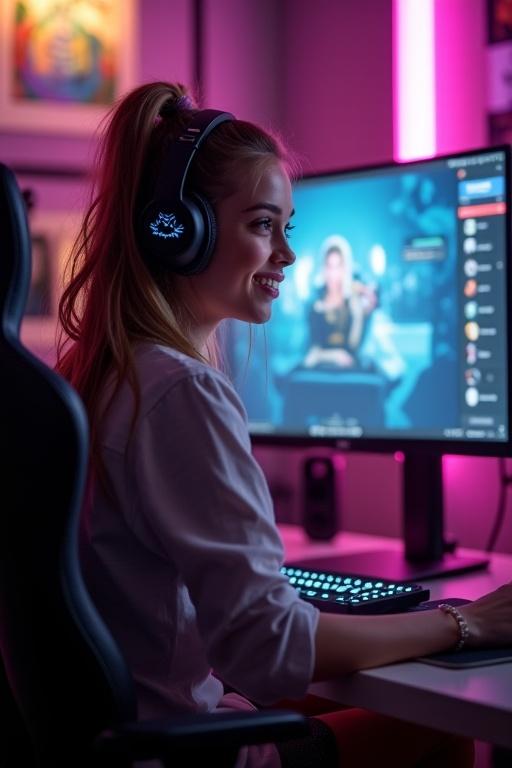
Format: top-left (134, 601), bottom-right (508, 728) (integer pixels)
top-left (80, 343), bottom-right (319, 767)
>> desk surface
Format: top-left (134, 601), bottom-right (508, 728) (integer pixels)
top-left (279, 523), bottom-right (512, 749)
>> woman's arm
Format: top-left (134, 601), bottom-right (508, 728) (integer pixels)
top-left (313, 608), bottom-right (458, 679)
top-left (313, 581), bottom-right (512, 679)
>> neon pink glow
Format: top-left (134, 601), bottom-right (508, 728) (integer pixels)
top-left (393, 0), bottom-right (436, 161)
top-left (434, 1), bottom-right (487, 155)
top-left (443, 455), bottom-right (464, 482)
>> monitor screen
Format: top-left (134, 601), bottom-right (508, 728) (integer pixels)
top-left (226, 145), bottom-right (512, 457)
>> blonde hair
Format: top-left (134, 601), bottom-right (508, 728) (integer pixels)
top-left (56, 81), bottom-right (298, 480)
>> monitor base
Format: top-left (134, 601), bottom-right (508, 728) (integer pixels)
top-left (287, 549), bottom-right (490, 582)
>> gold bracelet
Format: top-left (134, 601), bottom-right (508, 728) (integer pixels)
top-left (438, 603), bottom-right (470, 651)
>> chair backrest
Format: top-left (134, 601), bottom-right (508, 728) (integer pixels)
top-left (0, 163), bottom-right (137, 767)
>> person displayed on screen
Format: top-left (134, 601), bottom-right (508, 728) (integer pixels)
top-left (303, 235), bottom-right (376, 370)
top-left (56, 81), bottom-right (512, 768)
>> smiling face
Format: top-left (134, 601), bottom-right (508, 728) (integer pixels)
top-left (175, 158), bottom-right (295, 339)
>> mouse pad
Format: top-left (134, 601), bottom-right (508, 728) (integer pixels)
top-left (417, 647), bottom-right (512, 668)
top-left (412, 598), bottom-right (512, 668)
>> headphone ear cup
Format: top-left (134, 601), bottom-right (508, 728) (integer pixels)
top-left (139, 199), bottom-right (197, 273)
top-left (137, 109), bottom-right (233, 275)
top-left (137, 194), bottom-right (216, 275)
top-left (182, 192), bottom-right (217, 275)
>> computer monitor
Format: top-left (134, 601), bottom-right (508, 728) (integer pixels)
top-left (225, 145), bottom-right (512, 580)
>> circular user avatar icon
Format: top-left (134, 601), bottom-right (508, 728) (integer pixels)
top-left (465, 342), bottom-right (478, 364)
top-left (465, 387), bottom-right (480, 407)
top-left (464, 258), bottom-right (478, 277)
top-left (465, 322), bottom-right (480, 341)
top-left (463, 238), bottom-right (477, 255)
top-left (465, 368), bottom-right (481, 387)
top-left (464, 301), bottom-right (478, 319)
top-left (463, 218), bottom-right (477, 236)
top-left (464, 279), bottom-right (478, 297)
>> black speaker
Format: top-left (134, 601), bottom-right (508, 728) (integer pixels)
top-left (301, 455), bottom-right (340, 540)
top-left (138, 109), bottom-right (235, 275)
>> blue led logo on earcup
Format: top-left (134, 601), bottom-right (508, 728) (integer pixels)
top-left (149, 212), bottom-right (185, 239)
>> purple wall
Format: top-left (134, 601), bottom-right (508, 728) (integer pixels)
top-left (202, 0), bottom-right (282, 122)
top-left (1, 0), bottom-right (510, 554)
top-left (138, 0), bottom-right (194, 86)
top-left (280, 0), bottom-right (394, 172)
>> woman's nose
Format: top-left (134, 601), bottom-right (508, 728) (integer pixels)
top-left (273, 239), bottom-right (296, 267)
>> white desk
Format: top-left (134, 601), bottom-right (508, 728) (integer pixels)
top-left (279, 523), bottom-right (512, 750)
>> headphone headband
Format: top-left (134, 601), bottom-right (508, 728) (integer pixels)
top-left (139, 108), bottom-right (235, 275)
top-left (153, 109), bottom-right (235, 206)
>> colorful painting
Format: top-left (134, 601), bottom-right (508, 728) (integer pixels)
top-left (0, 0), bottom-right (136, 134)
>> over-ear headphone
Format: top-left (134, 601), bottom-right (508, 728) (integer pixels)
top-left (138, 109), bottom-right (235, 275)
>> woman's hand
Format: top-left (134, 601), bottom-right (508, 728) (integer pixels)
top-left (458, 582), bottom-right (512, 648)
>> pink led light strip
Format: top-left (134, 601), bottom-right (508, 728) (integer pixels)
top-left (393, 0), bottom-right (436, 162)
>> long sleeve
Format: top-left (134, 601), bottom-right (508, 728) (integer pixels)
top-left (125, 365), bottom-right (318, 705)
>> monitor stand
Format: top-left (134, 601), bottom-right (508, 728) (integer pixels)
top-left (290, 452), bottom-right (490, 581)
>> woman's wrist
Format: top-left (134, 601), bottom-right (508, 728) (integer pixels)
top-left (438, 604), bottom-right (470, 651)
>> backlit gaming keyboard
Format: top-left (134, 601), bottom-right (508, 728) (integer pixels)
top-left (282, 565), bottom-right (430, 614)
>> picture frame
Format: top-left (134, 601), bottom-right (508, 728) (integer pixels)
top-left (487, 0), bottom-right (512, 141)
top-left (21, 209), bottom-right (81, 365)
top-left (0, 0), bottom-right (136, 135)
top-left (488, 0), bottom-right (512, 44)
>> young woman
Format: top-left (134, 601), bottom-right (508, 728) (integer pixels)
top-left (57, 81), bottom-right (512, 768)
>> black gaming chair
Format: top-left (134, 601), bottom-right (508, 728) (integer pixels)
top-left (0, 162), bottom-right (308, 767)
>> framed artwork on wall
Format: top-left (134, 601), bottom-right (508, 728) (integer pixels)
top-left (21, 209), bottom-right (81, 365)
top-left (488, 0), bottom-right (512, 43)
top-left (487, 0), bottom-right (512, 144)
top-left (25, 232), bottom-right (53, 317)
top-left (0, 0), bottom-right (137, 135)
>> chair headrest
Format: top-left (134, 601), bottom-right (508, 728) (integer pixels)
top-left (0, 163), bottom-right (32, 340)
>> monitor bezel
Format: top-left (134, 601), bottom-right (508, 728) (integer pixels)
top-left (247, 144), bottom-right (512, 458)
